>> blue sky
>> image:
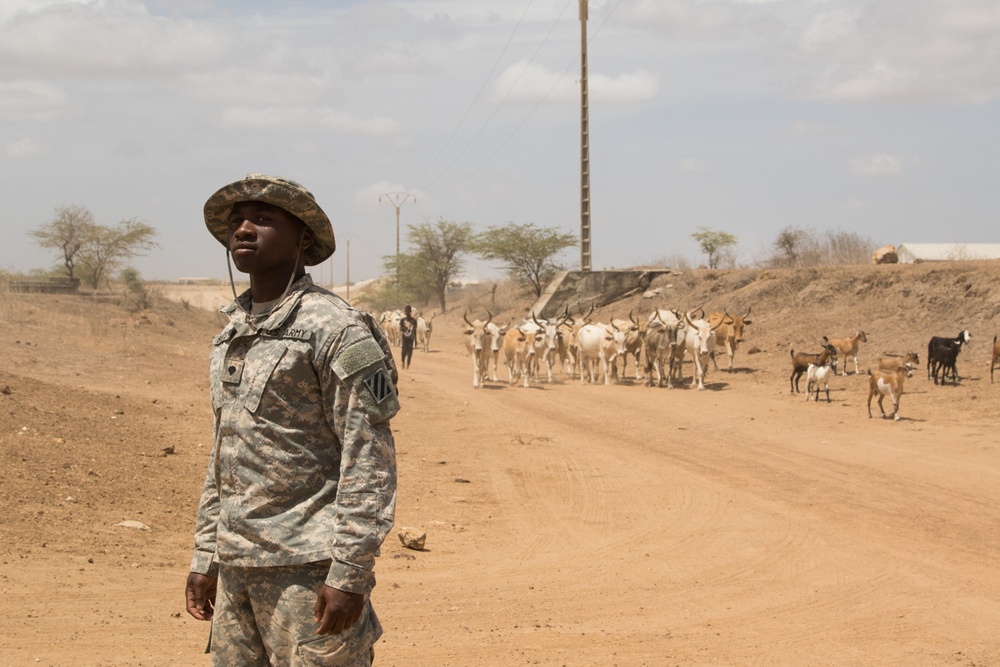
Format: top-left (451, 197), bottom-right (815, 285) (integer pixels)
top-left (2, 0), bottom-right (998, 284)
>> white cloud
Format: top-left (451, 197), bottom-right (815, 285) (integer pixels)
top-left (492, 62), bottom-right (659, 105)
top-left (5, 136), bottom-right (45, 159)
top-left (182, 69), bottom-right (332, 106)
top-left (853, 154), bottom-right (902, 176)
top-left (680, 157), bottom-right (707, 172)
top-left (0, 81), bottom-right (65, 121)
top-left (789, 121), bottom-right (839, 137)
top-left (0, 0), bottom-right (228, 77)
top-left (218, 107), bottom-right (400, 135)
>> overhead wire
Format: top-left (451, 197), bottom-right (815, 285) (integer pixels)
top-left (410, 1), bottom-right (537, 191)
top-left (439, 0), bottom-right (625, 197)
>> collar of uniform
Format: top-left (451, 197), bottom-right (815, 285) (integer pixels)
top-left (222, 274), bottom-right (315, 331)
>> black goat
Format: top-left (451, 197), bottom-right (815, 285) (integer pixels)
top-left (927, 330), bottom-right (971, 385)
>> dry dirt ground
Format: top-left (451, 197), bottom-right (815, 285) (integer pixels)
top-left (2, 262), bottom-right (1000, 666)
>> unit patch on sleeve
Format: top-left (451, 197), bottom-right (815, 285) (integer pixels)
top-left (363, 368), bottom-right (395, 404)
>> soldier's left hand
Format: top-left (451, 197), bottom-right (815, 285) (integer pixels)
top-left (314, 584), bottom-right (364, 634)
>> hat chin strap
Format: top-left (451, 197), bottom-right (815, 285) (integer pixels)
top-left (226, 230), bottom-right (307, 326)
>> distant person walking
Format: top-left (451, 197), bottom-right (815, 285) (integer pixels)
top-left (184, 173), bottom-right (399, 666)
top-left (399, 305), bottom-right (417, 370)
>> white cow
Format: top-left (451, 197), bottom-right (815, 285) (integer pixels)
top-left (503, 325), bottom-right (544, 388)
top-left (684, 310), bottom-right (722, 390)
top-left (485, 320), bottom-right (511, 382)
top-left (416, 313), bottom-right (435, 352)
top-left (462, 312), bottom-right (492, 388)
top-left (576, 321), bottom-right (628, 385)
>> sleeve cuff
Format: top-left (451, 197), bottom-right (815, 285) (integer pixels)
top-left (190, 550), bottom-right (218, 577)
top-left (325, 559), bottom-right (374, 594)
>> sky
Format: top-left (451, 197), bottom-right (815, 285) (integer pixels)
top-left (2, 0), bottom-right (998, 285)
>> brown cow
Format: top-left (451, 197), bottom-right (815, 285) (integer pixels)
top-left (708, 307), bottom-right (752, 372)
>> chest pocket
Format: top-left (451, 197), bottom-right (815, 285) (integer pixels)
top-left (215, 343), bottom-right (289, 415)
top-left (241, 345), bottom-right (288, 414)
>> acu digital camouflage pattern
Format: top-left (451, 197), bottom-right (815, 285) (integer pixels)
top-left (211, 562), bottom-right (380, 667)
top-left (204, 173), bottom-right (337, 265)
top-left (190, 275), bottom-right (399, 597)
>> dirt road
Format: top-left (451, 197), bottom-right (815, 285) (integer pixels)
top-left (2, 288), bottom-right (999, 666)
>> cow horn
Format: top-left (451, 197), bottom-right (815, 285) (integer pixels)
top-left (744, 305), bottom-right (752, 318)
top-left (629, 309), bottom-right (638, 325)
top-left (485, 310), bottom-right (493, 326)
top-left (532, 312), bottom-right (542, 327)
top-left (463, 312), bottom-right (473, 327)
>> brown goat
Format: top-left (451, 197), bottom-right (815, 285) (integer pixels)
top-left (790, 340), bottom-right (838, 393)
top-left (867, 365), bottom-right (913, 421)
top-left (876, 351), bottom-right (920, 373)
top-left (992, 335), bottom-right (1000, 383)
top-left (826, 330), bottom-right (868, 376)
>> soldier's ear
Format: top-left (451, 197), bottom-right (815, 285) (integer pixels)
top-left (302, 227), bottom-right (314, 250)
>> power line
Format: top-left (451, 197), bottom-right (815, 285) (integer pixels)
top-left (417, 0), bottom-right (574, 193)
top-left (411, 1), bottom-right (537, 190)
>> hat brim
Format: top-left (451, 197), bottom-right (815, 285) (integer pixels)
top-left (204, 176), bottom-right (335, 266)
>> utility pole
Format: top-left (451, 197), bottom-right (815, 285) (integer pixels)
top-left (378, 192), bottom-right (416, 297)
top-left (345, 236), bottom-right (351, 301)
top-left (579, 0), bottom-right (592, 272)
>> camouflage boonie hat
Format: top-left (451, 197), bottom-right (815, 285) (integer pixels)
top-left (204, 173), bottom-right (336, 266)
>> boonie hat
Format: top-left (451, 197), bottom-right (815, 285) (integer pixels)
top-left (204, 173), bottom-right (336, 265)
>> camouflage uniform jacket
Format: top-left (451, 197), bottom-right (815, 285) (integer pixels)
top-left (190, 275), bottom-right (398, 594)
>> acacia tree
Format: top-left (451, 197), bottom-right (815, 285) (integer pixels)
top-left (384, 218), bottom-right (473, 312)
top-left (691, 227), bottom-right (738, 269)
top-left (470, 223), bottom-right (577, 297)
top-left (29, 205), bottom-right (96, 279)
top-left (77, 218), bottom-right (158, 289)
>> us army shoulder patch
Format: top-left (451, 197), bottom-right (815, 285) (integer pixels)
top-left (363, 368), bottom-right (395, 404)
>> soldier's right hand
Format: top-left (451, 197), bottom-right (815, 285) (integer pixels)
top-left (185, 572), bottom-right (218, 621)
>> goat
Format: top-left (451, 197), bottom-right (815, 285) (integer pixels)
top-left (877, 351), bottom-right (920, 373)
top-left (991, 335), bottom-right (1000, 384)
top-left (826, 330), bottom-right (868, 376)
top-left (867, 365), bottom-right (913, 421)
top-left (790, 340), bottom-right (838, 393)
top-left (927, 330), bottom-right (972, 385)
top-left (805, 361), bottom-right (834, 403)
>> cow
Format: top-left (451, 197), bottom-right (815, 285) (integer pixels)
top-left (416, 313), bottom-right (435, 353)
top-left (485, 320), bottom-right (511, 382)
top-left (927, 330), bottom-right (972, 385)
top-left (707, 306), bottom-right (752, 372)
top-left (532, 313), bottom-right (572, 383)
top-left (646, 308), bottom-right (686, 388)
top-left (502, 325), bottom-right (544, 388)
top-left (576, 321), bottom-right (627, 385)
top-left (683, 310), bottom-right (722, 391)
top-left (826, 330), bottom-right (868, 376)
top-left (610, 311), bottom-right (645, 381)
top-left (642, 313), bottom-right (684, 388)
top-left (462, 311), bottom-right (492, 389)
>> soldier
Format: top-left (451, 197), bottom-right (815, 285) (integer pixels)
top-left (185, 174), bottom-right (398, 666)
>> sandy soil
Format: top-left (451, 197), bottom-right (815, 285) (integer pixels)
top-left (2, 263), bottom-right (999, 666)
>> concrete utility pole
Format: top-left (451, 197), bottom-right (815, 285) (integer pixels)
top-left (579, 0), bottom-right (592, 272)
top-left (345, 236), bottom-right (351, 301)
top-left (378, 192), bottom-right (416, 296)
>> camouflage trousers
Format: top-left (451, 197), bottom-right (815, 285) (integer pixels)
top-left (210, 561), bottom-right (382, 666)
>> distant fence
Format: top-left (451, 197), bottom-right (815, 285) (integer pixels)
top-left (9, 277), bottom-right (81, 294)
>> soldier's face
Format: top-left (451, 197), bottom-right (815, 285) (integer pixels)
top-left (227, 201), bottom-right (309, 274)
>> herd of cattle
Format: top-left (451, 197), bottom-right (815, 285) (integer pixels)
top-left (378, 307), bottom-right (1000, 422)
